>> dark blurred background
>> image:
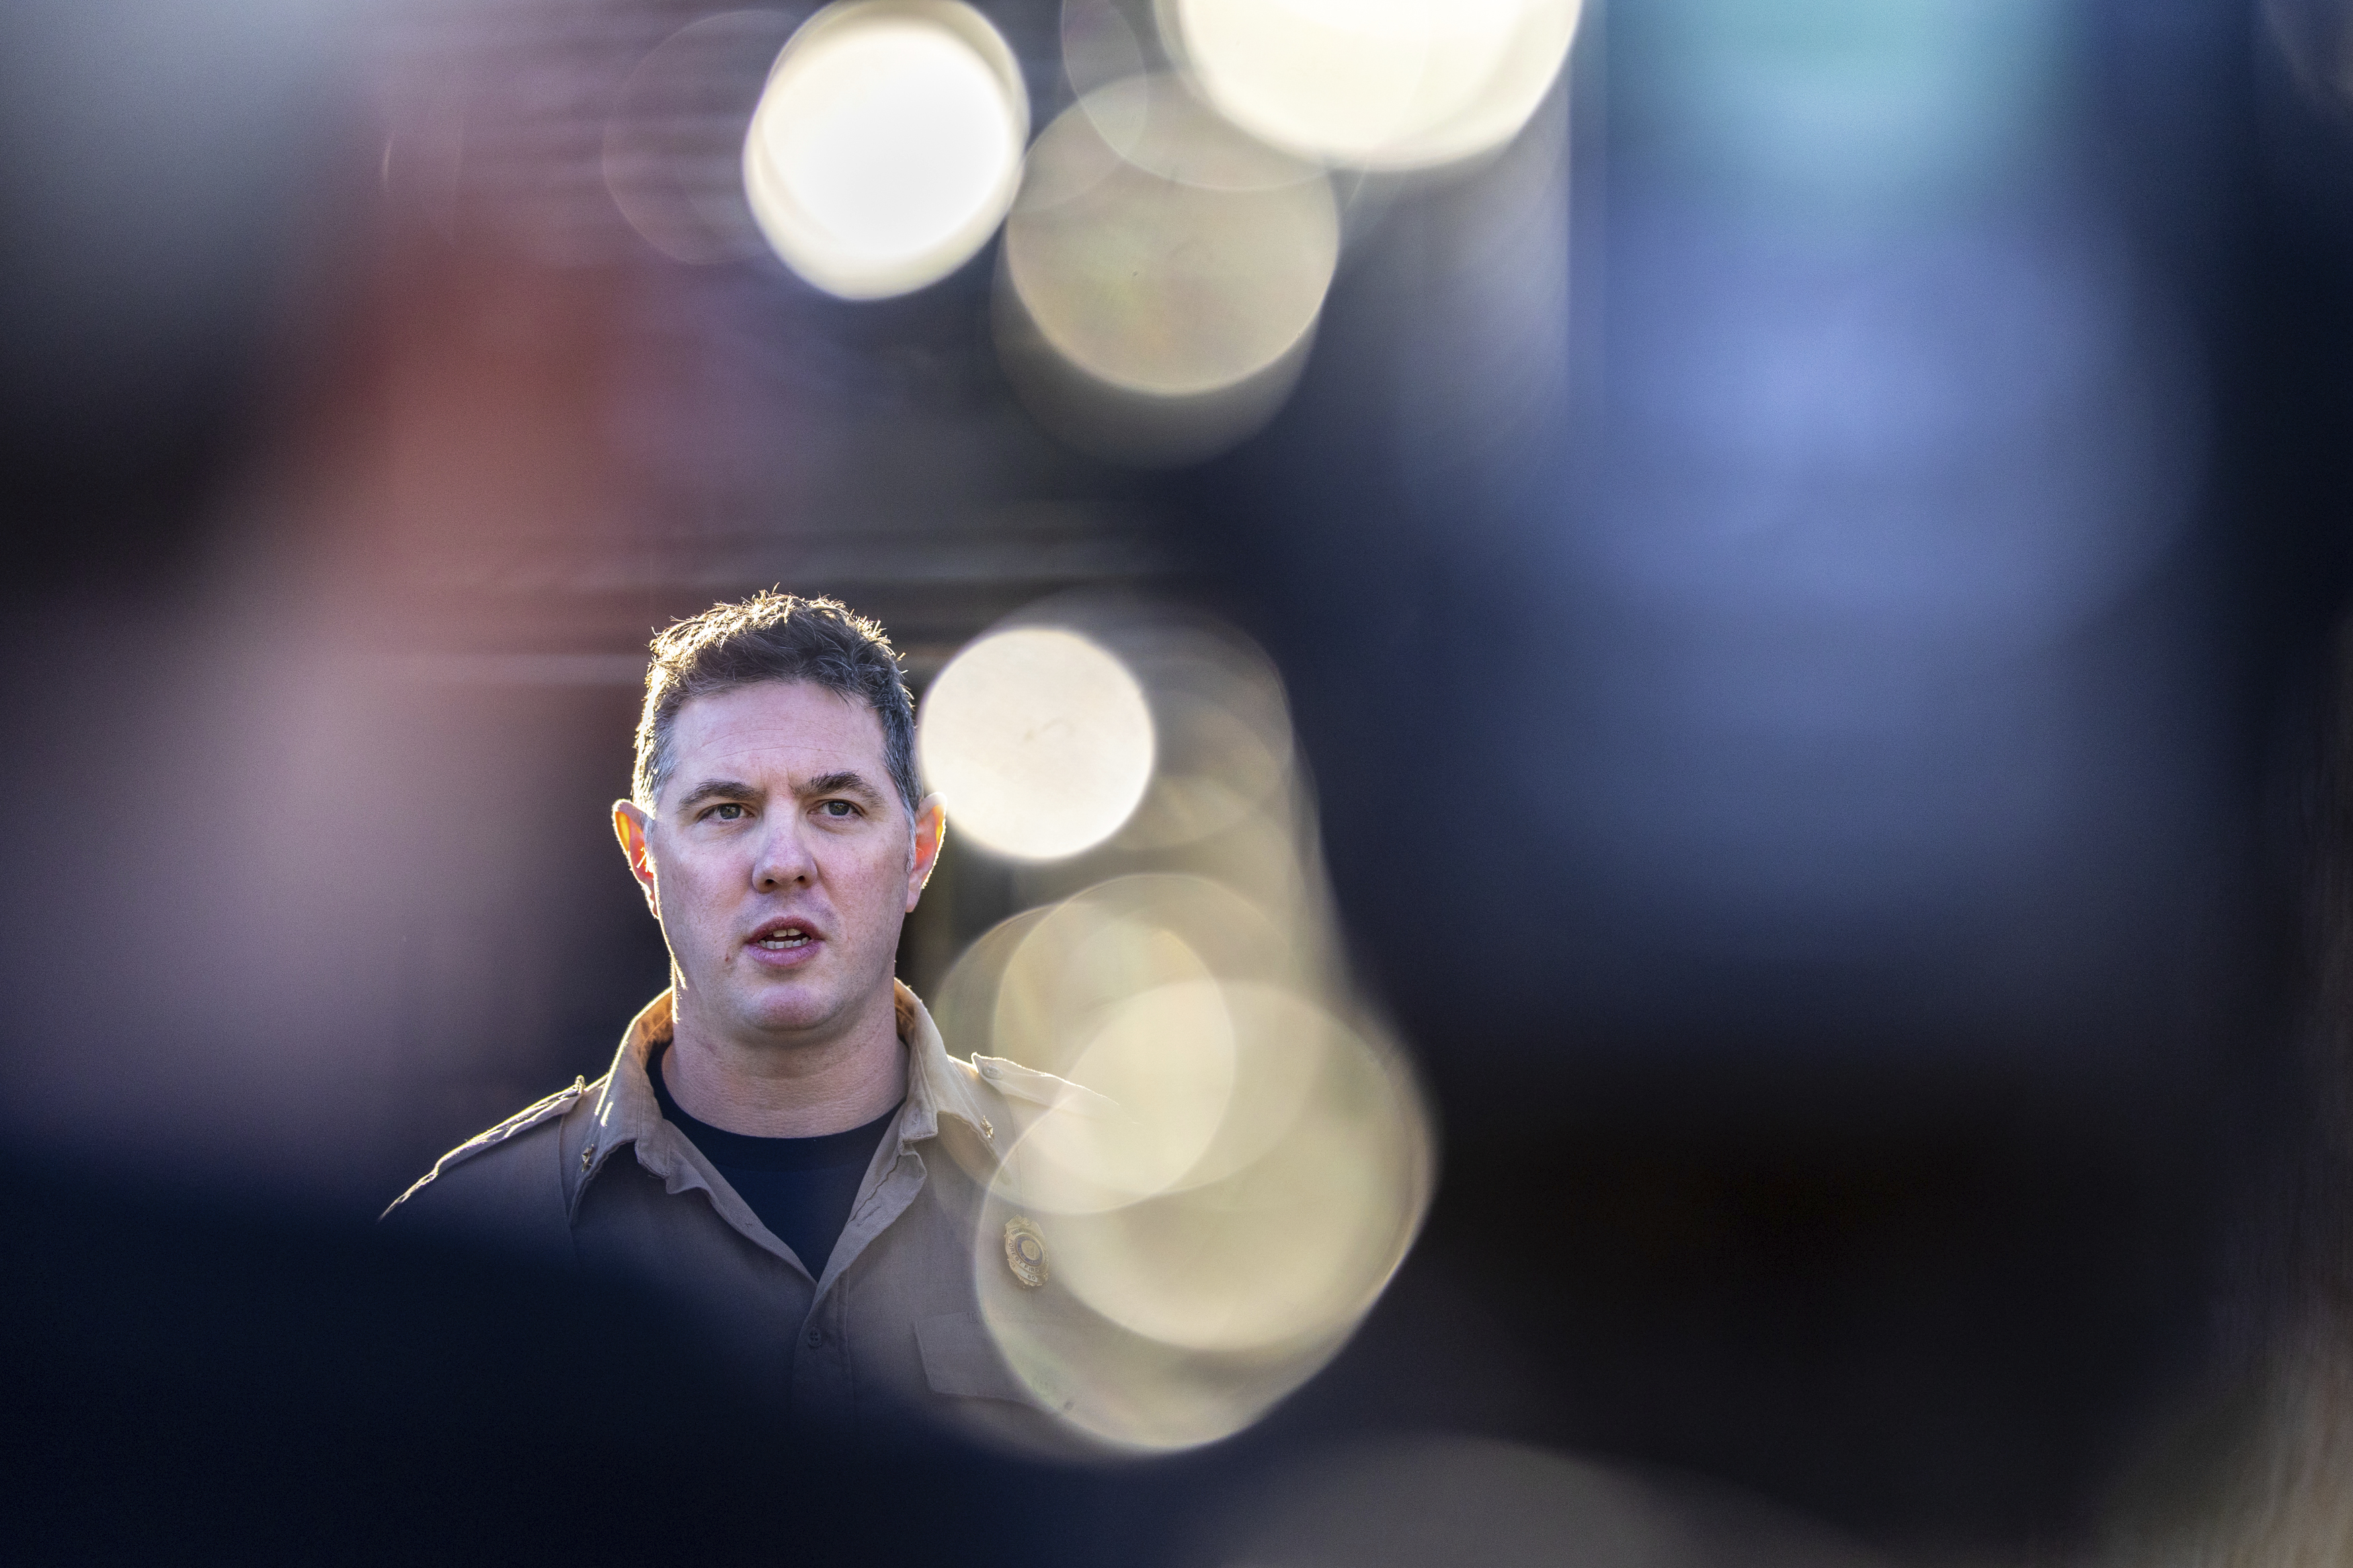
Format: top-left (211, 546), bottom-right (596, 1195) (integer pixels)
top-left (5, 0), bottom-right (2353, 1560)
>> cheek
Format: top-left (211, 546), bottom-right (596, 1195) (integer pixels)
top-left (659, 848), bottom-right (737, 921)
top-left (844, 847), bottom-right (914, 916)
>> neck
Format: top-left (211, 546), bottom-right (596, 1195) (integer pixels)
top-left (660, 983), bottom-right (908, 1138)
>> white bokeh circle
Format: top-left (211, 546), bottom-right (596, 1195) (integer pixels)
top-left (743, 0), bottom-right (1027, 298)
top-left (920, 627), bottom-right (1156, 860)
top-left (1166, 0), bottom-right (1582, 171)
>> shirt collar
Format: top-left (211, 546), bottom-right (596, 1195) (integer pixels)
top-left (580, 981), bottom-right (994, 1188)
top-left (894, 979), bottom-right (1000, 1150)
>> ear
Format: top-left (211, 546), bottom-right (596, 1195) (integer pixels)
top-left (612, 800), bottom-right (658, 916)
top-left (905, 794), bottom-right (946, 911)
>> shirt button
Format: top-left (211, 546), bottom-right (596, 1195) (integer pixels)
top-left (805, 1327), bottom-right (822, 1348)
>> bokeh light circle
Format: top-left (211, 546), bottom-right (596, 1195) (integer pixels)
top-left (918, 603), bottom-right (1439, 1457)
top-left (742, 0), bottom-right (1027, 298)
top-left (1017, 975), bottom-right (1240, 1212)
top-left (973, 874), bottom-right (1294, 1059)
top-left (1002, 76), bottom-right (1338, 399)
top-left (604, 11), bottom-right (795, 265)
top-left (976, 981), bottom-right (1435, 1446)
top-left (1164, 0), bottom-right (1583, 170)
top-left (919, 627), bottom-right (1155, 861)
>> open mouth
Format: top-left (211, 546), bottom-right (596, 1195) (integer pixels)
top-left (750, 921), bottom-right (820, 952)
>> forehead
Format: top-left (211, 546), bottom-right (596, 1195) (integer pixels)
top-left (664, 681), bottom-right (887, 786)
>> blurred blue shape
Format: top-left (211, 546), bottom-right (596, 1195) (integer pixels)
top-left (1362, 0), bottom-right (2220, 1043)
top-left (1616, 0), bottom-right (2071, 217)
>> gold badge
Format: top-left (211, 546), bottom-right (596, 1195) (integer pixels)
top-left (1003, 1216), bottom-right (1049, 1289)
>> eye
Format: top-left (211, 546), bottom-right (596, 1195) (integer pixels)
top-left (818, 798), bottom-right (860, 819)
top-left (707, 802), bottom-right (747, 822)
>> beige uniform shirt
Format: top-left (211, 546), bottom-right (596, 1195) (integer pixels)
top-left (384, 982), bottom-right (1099, 1447)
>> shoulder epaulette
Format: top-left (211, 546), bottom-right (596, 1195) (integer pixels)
top-left (457, 1075), bottom-right (590, 1155)
top-left (380, 1075), bottom-right (590, 1219)
top-left (968, 1056), bottom-right (1119, 1119)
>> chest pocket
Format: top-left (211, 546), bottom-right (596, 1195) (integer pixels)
top-left (914, 1312), bottom-right (1049, 1407)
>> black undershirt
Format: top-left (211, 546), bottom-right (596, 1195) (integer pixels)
top-left (649, 1044), bottom-right (900, 1281)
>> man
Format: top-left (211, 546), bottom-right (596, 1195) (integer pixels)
top-left (385, 593), bottom-right (1096, 1444)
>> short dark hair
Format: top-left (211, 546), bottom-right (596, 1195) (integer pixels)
top-left (633, 593), bottom-right (920, 815)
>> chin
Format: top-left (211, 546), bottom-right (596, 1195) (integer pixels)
top-left (735, 983), bottom-right (847, 1038)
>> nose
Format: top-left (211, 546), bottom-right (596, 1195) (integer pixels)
top-left (750, 813), bottom-right (817, 892)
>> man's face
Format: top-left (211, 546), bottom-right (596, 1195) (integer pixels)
top-left (613, 681), bottom-right (943, 1049)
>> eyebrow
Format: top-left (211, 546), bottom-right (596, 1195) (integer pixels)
top-left (672, 778), bottom-right (760, 814)
top-left (670, 771), bottom-right (889, 816)
top-left (800, 770), bottom-right (885, 807)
